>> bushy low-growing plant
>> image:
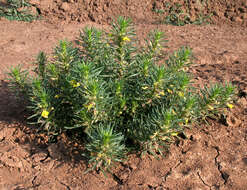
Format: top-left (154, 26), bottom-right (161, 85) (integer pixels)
top-left (8, 16), bottom-right (235, 172)
top-left (153, 2), bottom-right (212, 26)
top-left (0, 0), bottom-right (38, 21)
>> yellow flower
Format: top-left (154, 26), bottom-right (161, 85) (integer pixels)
top-left (167, 89), bottom-right (173, 94)
top-left (107, 159), bottom-right (111, 165)
top-left (227, 103), bottom-right (234, 109)
top-left (155, 94), bottom-right (161, 98)
top-left (178, 91), bottom-right (184, 97)
top-left (207, 105), bottom-right (214, 110)
top-left (41, 110), bottom-right (49, 118)
top-left (154, 82), bottom-right (159, 88)
top-left (171, 132), bottom-right (178, 136)
top-left (70, 80), bottom-right (80, 88)
top-left (70, 80), bottom-right (76, 84)
top-left (185, 118), bottom-right (189, 124)
top-left (73, 82), bottom-right (80, 88)
top-left (97, 153), bottom-right (102, 158)
top-left (142, 86), bottom-right (149, 90)
top-left (85, 102), bottom-right (95, 110)
top-left (55, 95), bottom-right (60, 98)
top-left (159, 91), bottom-right (165, 96)
top-left (122, 36), bottom-right (131, 41)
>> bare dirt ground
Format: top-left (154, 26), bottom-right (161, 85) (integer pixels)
top-left (0, 0), bottom-right (247, 189)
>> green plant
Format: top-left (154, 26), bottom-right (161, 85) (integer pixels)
top-left (154, 1), bottom-right (211, 26)
top-left (0, 0), bottom-right (38, 21)
top-left (163, 3), bottom-right (191, 26)
top-left (192, 12), bottom-right (212, 25)
top-left (8, 16), bottom-right (235, 173)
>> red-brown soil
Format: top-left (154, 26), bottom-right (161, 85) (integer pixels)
top-left (25, 0), bottom-right (247, 26)
top-left (0, 0), bottom-right (247, 189)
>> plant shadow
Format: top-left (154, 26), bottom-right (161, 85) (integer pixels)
top-left (0, 79), bottom-right (27, 123)
top-left (0, 79), bottom-right (88, 168)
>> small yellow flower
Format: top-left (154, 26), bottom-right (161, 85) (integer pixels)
top-left (107, 159), bottom-right (111, 165)
top-left (70, 80), bottom-right (75, 84)
top-left (122, 36), bottom-right (131, 42)
top-left (185, 118), bottom-right (189, 124)
top-left (73, 82), bottom-right (80, 88)
top-left (227, 103), bottom-right (234, 109)
top-left (167, 89), bottom-right (173, 94)
top-left (55, 95), bottom-right (60, 98)
top-left (171, 132), bottom-right (178, 136)
top-left (178, 91), bottom-right (184, 97)
top-left (154, 82), bottom-right (159, 88)
top-left (41, 110), bottom-right (49, 118)
top-left (142, 86), bottom-right (149, 90)
top-left (155, 94), bottom-right (161, 98)
top-left (207, 105), bottom-right (214, 110)
top-left (97, 153), bottom-right (102, 158)
top-left (85, 102), bottom-right (95, 110)
top-left (70, 80), bottom-right (80, 88)
top-left (159, 91), bottom-right (165, 96)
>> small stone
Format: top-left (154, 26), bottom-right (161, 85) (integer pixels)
top-left (32, 152), bottom-right (48, 162)
top-left (129, 163), bottom-right (137, 170)
top-left (145, 176), bottom-right (162, 187)
top-left (237, 97), bottom-right (247, 106)
top-left (60, 2), bottom-right (70, 12)
top-left (226, 114), bottom-right (241, 127)
top-left (235, 17), bottom-right (243, 22)
top-left (29, 0), bottom-right (40, 6)
top-left (120, 172), bottom-right (129, 181)
top-left (48, 143), bottom-right (62, 159)
top-left (242, 157), bottom-right (247, 165)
